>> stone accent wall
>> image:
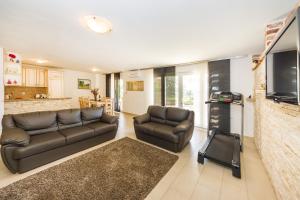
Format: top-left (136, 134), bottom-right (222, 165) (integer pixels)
top-left (265, 20), bottom-right (285, 47)
top-left (4, 99), bottom-right (79, 115)
top-left (254, 60), bottom-right (300, 200)
top-left (264, 10), bottom-right (295, 48)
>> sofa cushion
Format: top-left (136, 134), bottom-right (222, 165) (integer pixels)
top-left (59, 126), bottom-right (94, 144)
top-left (151, 117), bottom-right (165, 124)
top-left (81, 107), bottom-right (104, 125)
top-left (85, 122), bottom-right (117, 136)
top-left (137, 122), bottom-right (178, 143)
top-left (165, 120), bottom-right (180, 127)
top-left (57, 109), bottom-right (82, 129)
top-left (153, 124), bottom-right (178, 143)
top-left (13, 111), bottom-right (58, 135)
top-left (13, 131), bottom-right (65, 159)
top-left (135, 122), bottom-right (156, 135)
top-left (148, 106), bottom-right (166, 119)
top-left (166, 107), bottom-right (189, 122)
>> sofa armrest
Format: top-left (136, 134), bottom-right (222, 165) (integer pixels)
top-left (1, 128), bottom-right (30, 146)
top-left (133, 114), bottom-right (150, 124)
top-left (173, 120), bottom-right (192, 134)
top-left (100, 113), bottom-right (119, 124)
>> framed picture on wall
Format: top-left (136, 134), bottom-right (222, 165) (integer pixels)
top-left (126, 81), bottom-right (144, 91)
top-left (78, 79), bottom-right (91, 89)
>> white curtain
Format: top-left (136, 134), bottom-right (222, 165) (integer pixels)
top-left (175, 62), bottom-right (208, 128)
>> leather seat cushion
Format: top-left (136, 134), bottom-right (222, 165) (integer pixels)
top-left (148, 106), bottom-right (166, 120)
top-left (85, 122), bottom-right (117, 136)
top-left (166, 107), bottom-right (189, 122)
top-left (13, 111), bottom-right (57, 132)
top-left (81, 107), bottom-right (104, 124)
top-left (57, 109), bottom-right (82, 129)
top-left (59, 126), bottom-right (94, 144)
top-left (13, 131), bottom-right (65, 159)
top-left (135, 122), bottom-right (157, 135)
top-left (138, 122), bottom-right (179, 143)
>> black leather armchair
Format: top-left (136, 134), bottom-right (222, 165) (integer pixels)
top-left (134, 106), bottom-right (194, 152)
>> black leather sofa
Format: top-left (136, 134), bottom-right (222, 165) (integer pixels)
top-left (134, 106), bottom-right (194, 153)
top-left (0, 107), bottom-right (118, 173)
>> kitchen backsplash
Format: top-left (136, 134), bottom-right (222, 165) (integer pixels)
top-left (5, 86), bottom-right (48, 99)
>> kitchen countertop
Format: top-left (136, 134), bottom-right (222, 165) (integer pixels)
top-left (5, 97), bottom-right (72, 102)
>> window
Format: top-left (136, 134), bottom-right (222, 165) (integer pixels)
top-left (176, 63), bottom-right (208, 128)
top-left (153, 67), bottom-right (175, 106)
top-left (154, 76), bottom-right (162, 105)
top-left (165, 75), bottom-right (176, 106)
top-left (153, 64), bottom-right (208, 128)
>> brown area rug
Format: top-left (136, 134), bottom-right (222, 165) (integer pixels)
top-left (0, 137), bottom-right (178, 200)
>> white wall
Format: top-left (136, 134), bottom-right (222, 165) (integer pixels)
top-left (95, 73), bottom-right (106, 98)
top-left (230, 56), bottom-right (254, 137)
top-left (119, 59), bottom-right (255, 137)
top-left (63, 69), bottom-right (105, 105)
top-left (121, 69), bottom-right (153, 115)
top-left (0, 48), bottom-right (3, 134)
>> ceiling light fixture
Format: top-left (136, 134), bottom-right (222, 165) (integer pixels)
top-left (35, 59), bottom-right (48, 64)
top-left (84, 16), bottom-right (112, 34)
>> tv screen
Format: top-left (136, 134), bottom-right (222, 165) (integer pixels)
top-left (266, 18), bottom-right (299, 104)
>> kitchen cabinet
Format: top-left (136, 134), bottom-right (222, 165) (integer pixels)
top-left (37, 68), bottom-right (48, 87)
top-left (22, 64), bottom-right (48, 87)
top-left (48, 70), bottom-right (64, 98)
top-left (23, 66), bottom-right (36, 86)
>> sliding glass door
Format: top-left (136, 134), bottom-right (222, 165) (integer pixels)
top-left (178, 73), bottom-right (194, 109)
top-left (114, 73), bottom-right (121, 112)
top-left (153, 64), bottom-right (208, 128)
top-left (165, 75), bottom-right (176, 106)
top-left (176, 63), bottom-right (208, 128)
top-left (154, 76), bottom-right (162, 105)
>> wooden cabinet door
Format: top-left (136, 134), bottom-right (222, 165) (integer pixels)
top-left (22, 65), bottom-right (49, 87)
top-left (24, 67), bottom-right (37, 87)
top-left (43, 69), bottom-right (48, 87)
top-left (37, 68), bottom-right (48, 87)
top-left (22, 67), bottom-right (26, 86)
top-left (48, 70), bottom-right (64, 98)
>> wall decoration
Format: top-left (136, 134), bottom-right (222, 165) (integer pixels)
top-left (126, 81), bottom-right (144, 91)
top-left (7, 53), bottom-right (20, 63)
top-left (78, 79), bottom-right (91, 89)
top-left (4, 51), bottom-right (22, 86)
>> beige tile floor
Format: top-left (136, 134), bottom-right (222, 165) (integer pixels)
top-left (0, 113), bottom-right (277, 200)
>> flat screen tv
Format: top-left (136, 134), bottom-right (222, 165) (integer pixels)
top-left (266, 16), bottom-right (299, 105)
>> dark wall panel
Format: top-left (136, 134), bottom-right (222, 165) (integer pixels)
top-left (105, 74), bottom-right (111, 97)
top-left (153, 66), bottom-right (175, 106)
top-left (208, 59), bottom-right (231, 133)
top-left (114, 73), bottom-right (121, 112)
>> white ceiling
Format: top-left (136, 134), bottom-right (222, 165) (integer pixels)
top-left (0, 0), bottom-right (297, 73)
